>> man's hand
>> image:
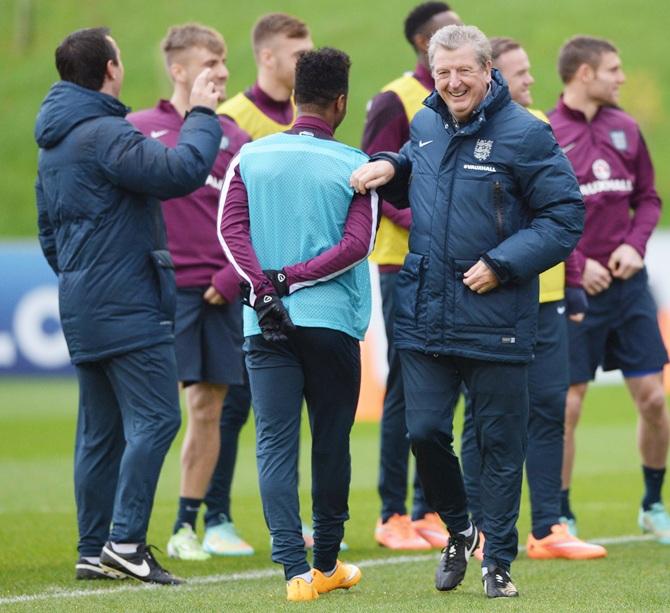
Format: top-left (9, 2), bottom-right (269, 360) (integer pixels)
top-left (608, 243), bottom-right (643, 280)
top-left (582, 258), bottom-right (612, 296)
top-left (463, 260), bottom-right (499, 294)
top-left (189, 68), bottom-right (219, 111)
top-left (203, 285), bottom-right (226, 305)
top-left (254, 294), bottom-right (296, 342)
top-left (350, 160), bottom-right (395, 194)
top-left (264, 269), bottom-right (289, 297)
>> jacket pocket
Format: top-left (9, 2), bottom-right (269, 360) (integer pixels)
top-left (150, 249), bottom-right (177, 320)
top-left (394, 252), bottom-right (425, 324)
top-left (453, 259), bottom-right (517, 331)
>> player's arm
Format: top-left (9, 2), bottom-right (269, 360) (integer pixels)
top-left (217, 155), bottom-right (275, 306)
top-left (267, 190), bottom-right (380, 296)
top-left (36, 173), bottom-right (58, 274)
top-left (564, 250), bottom-right (588, 321)
top-left (624, 131), bottom-right (661, 258)
top-left (207, 263), bottom-right (242, 305)
top-left (482, 121), bottom-right (585, 285)
top-left (217, 155), bottom-right (295, 341)
top-left (608, 131), bottom-right (660, 280)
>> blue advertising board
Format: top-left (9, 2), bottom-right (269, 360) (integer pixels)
top-left (0, 241), bottom-right (73, 375)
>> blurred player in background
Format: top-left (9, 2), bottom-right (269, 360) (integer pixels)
top-left (360, 0), bottom-right (460, 552)
top-left (129, 23), bottom-right (250, 561)
top-left (205, 13), bottom-right (315, 554)
top-left (549, 35), bottom-right (670, 544)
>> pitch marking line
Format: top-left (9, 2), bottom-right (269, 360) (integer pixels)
top-left (0, 534), bottom-right (654, 605)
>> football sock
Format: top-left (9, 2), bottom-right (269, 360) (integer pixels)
top-left (174, 497), bottom-right (202, 534)
top-left (111, 542), bottom-right (139, 554)
top-left (560, 489), bottom-right (574, 520)
top-left (642, 465), bottom-right (665, 511)
top-left (290, 570), bottom-right (313, 583)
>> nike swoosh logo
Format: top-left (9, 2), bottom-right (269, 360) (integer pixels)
top-left (561, 142), bottom-right (576, 154)
top-left (419, 140), bottom-right (433, 148)
top-left (150, 129), bottom-right (169, 139)
top-left (104, 548), bottom-right (150, 577)
top-left (557, 306), bottom-right (566, 314)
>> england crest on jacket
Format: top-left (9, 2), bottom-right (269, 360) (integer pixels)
top-left (474, 139), bottom-right (493, 161)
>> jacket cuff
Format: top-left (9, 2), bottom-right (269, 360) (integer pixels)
top-left (187, 105), bottom-right (216, 117)
top-left (481, 254), bottom-right (507, 284)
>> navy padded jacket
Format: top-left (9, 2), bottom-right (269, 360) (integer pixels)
top-left (35, 81), bottom-right (221, 363)
top-left (376, 70), bottom-right (584, 363)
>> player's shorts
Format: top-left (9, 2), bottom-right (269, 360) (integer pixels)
top-left (568, 267), bottom-right (668, 384)
top-left (175, 287), bottom-right (245, 387)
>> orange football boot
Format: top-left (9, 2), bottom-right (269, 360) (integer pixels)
top-left (311, 560), bottom-right (361, 593)
top-left (412, 513), bottom-right (449, 548)
top-left (375, 514), bottom-right (431, 550)
top-left (526, 524), bottom-right (607, 560)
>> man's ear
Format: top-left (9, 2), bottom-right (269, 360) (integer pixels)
top-left (258, 46), bottom-right (274, 69)
top-left (576, 63), bottom-right (594, 83)
top-left (168, 62), bottom-right (185, 84)
top-left (413, 32), bottom-right (429, 55)
top-left (335, 93), bottom-right (347, 114)
top-left (105, 58), bottom-right (117, 81)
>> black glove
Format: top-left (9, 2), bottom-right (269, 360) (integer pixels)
top-left (263, 269), bottom-right (289, 297)
top-left (254, 293), bottom-right (296, 342)
top-left (239, 281), bottom-right (252, 306)
top-left (565, 287), bottom-right (588, 318)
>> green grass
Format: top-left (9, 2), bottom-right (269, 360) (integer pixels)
top-left (0, 379), bottom-right (668, 611)
top-left (1, 0), bottom-right (669, 237)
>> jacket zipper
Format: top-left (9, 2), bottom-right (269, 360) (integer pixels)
top-left (493, 181), bottom-right (504, 242)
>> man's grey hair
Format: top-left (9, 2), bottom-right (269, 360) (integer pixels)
top-left (428, 24), bottom-right (492, 69)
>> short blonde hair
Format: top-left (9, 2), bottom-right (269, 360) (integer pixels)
top-left (161, 23), bottom-right (226, 66)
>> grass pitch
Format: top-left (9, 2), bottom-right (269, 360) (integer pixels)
top-left (0, 379), bottom-right (668, 611)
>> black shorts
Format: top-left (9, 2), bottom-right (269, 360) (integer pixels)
top-left (175, 287), bottom-right (245, 387)
top-left (568, 268), bottom-right (668, 384)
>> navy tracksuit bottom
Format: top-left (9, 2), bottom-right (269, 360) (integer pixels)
top-left (245, 328), bottom-right (360, 579)
top-left (400, 349), bottom-right (528, 570)
top-left (74, 342), bottom-right (181, 556)
top-left (378, 271), bottom-right (429, 521)
top-left (462, 300), bottom-right (568, 538)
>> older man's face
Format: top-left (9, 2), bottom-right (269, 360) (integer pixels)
top-left (433, 44), bottom-right (491, 123)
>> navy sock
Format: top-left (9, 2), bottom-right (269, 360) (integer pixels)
top-left (560, 489), bottom-right (575, 520)
top-left (642, 466), bottom-right (665, 511)
top-left (173, 497), bottom-right (202, 534)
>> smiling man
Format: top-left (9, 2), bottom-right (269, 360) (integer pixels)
top-left (351, 24), bottom-right (584, 598)
top-left (459, 35), bottom-right (606, 564)
top-left (548, 36), bottom-right (670, 545)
